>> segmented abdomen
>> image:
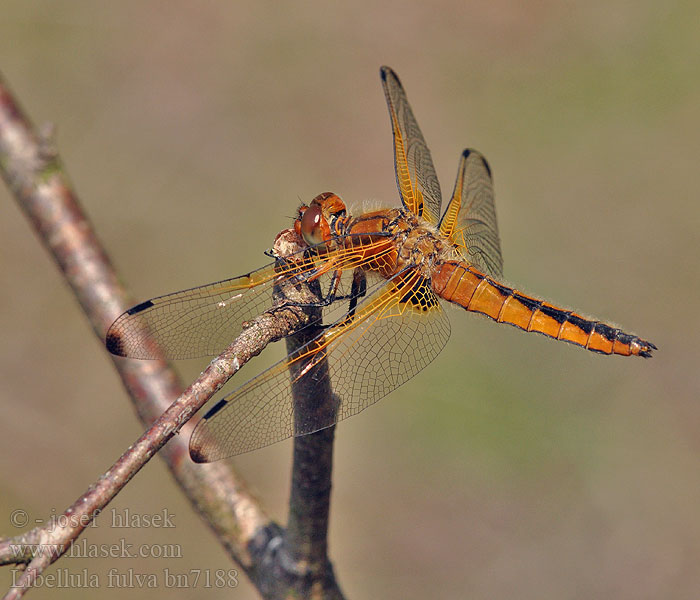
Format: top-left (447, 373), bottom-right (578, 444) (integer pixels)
top-left (431, 261), bottom-right (655, 357)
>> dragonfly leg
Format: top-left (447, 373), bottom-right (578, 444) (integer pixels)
top-left (271, 267), bottom-right (369, 334)
top-left (347, 268), bottom-right (367, 319)
top-left (286, 269), bottom-right (345, 309)
top-left (297, 267), bottom-right (368, 316)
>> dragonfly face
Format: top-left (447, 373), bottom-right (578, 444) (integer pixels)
top-left (296, 191), bottom-right (348, 246)
top-left (106, 66), bottom-right (656, 461)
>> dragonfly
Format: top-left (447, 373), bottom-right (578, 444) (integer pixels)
top-left (106, 66), bottom-right (656, 461)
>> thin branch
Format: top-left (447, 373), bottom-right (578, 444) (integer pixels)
top-left (0, 71), bottom-right (344, 598)
top-left (0, 306), bottom-right (301, 596)
top-left (0, 71), bottom-right (270, 581)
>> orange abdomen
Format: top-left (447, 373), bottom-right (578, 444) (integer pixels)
top-left (431, 261), bottom-right (655, 357)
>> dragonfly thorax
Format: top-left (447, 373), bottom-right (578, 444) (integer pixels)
top-left (338, 206), bottom-right (451, 281)
top-left (392, 214), bottom-right (450, 278)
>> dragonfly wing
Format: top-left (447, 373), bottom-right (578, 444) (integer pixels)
top-left (106, 229), bottom-right (407, 361)
top-left (105, 250), bottom-right (326, 359)
top-left (189, 269), bottom-right (451, 460)
top-left (439, 149), bottom-right (503, 278)
top-left (380, 66), bottom-right (442, 225)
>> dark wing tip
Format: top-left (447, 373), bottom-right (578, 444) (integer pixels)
top-left (188, 399), bottom-right (231, 463)
top-left (462, 148), bottom-right (492, 178)
top-left (105, 328), bottom-right (126, 356)
top-left (188, 444), bottom-right (209, 464)
top-left (106, 300), bottom-right (156, 357)
top-left (380, 65), bottom-right (401, 86)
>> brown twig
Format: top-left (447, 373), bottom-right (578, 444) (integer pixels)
top-left (0, 71), bottom-right (344, 598)
top-left (0, 65), bottom-right (281, 591)
top-left (0, 307), bottom-right (300, 594)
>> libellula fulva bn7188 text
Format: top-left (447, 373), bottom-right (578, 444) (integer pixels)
top-left (106, 66), bottom-right (656, 461)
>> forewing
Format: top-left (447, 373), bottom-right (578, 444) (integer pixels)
top-left (105, 231), bottom-right (402, 360)
top-left (439, 149), bottom-right (503, 278)
top-left (106, 251), bottom-right (325, 359)
top-left (189, 269), bottom-right (451, 460)
top-left (380, 66), bottom-right (442, 224)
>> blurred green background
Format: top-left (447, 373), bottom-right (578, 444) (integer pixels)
top-left (1, 2), bottom-right (697, 599)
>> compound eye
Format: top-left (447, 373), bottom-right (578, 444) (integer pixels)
top-left (300, 203), bottom-right (324, 246)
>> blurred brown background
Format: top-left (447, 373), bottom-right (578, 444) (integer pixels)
top-left (1, 2), bottom-right (697, 599)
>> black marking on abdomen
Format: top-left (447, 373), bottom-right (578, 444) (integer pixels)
top-left (465, 267), bottom-right (484, 281)
top-left (512, 294), bottom-right (542, 312)
top-left (489, 279), bottom-right (514, 298)
top-left (568, 314), bottom-right (595, 334)
top-left (594, 322), bottom-right (619, 341)
top-left (615, 332), bottom-right (635, 345)
top-left (539, 304), bottom-right (570, 324)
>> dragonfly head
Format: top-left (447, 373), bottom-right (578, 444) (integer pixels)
top-left (296, 192), bottom-right (347, 246)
